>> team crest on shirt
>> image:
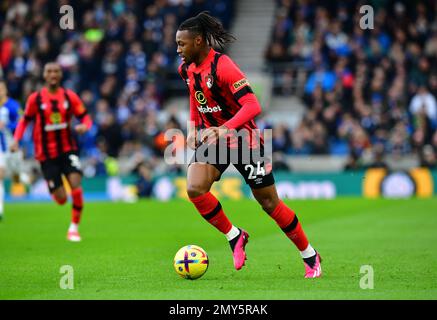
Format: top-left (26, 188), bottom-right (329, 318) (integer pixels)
top-left (64, 100), bottom-right (69, 109)
top-left (205, 74), bottom-right (213, 89)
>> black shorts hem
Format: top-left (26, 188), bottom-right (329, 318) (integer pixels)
top-left (246, 173), bottom-right (275, 189)
top-left (187, 160), bottom-right (228, 182)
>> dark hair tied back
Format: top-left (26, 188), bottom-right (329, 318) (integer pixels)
top-left (179, 11), bottom-right (235, 49)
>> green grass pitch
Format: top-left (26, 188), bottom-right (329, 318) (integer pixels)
top-left (1, 198), bottom-right (436, 299)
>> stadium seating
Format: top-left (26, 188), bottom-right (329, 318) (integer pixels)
top-left (0, 0), bottom-right (235, 176)
top-left (264, 0), bottom-right (437, 169)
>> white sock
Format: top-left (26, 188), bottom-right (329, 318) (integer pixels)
top-left (68, 223), bottom-right (78, 232)
top-left (0, 180), bottom-right (4, 215)
top-left (300, 244), bottom-right (316, 258)
top-left (225, 226), bottom-right (240, 241)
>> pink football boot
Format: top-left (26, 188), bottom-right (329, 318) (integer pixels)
top-left (304, 252), bottom-right (322, 278)
top-left (231, 229), bottom-right (249, 270)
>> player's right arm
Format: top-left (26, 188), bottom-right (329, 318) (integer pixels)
top-left (186, 93), bottom-right (200, 149)
top-left (10, 92), bottom-right (38, 152)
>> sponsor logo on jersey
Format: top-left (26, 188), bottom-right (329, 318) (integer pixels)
top-left (197, 105), bottom-right (222, 113)
top-left (44, 123), bottom-right (68, 131)
top-left (195, 91), bottom-right (207, 104)
top-left (232, 78), bottom-right (249, 91)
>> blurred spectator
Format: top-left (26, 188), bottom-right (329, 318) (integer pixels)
top-left (368, 144), bottom-right (389, 169)
top-left (272, 124), bottom-right (291, 153)
top-left (409, 85), bottom-right (437, 126)
top-left (135, 162), bottom-right (155, 198)
top-left (97, 112), bottom-right (124, 158)
top-left (343, 151), bottom-right (362, 171)
top-left (304, 67), bottom-right (337, 95)
top-left (272, 151), bottom-right (290, 172)
top-left (420, 145), bottom-right (437, 169)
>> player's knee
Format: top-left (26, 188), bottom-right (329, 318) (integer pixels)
top-left (186, 183), bottom-right (210, 199)
top-left (67, 176), bottom-right (82, 190)
top-left (53, 194), bottom-right (67, 205)
top-left (69, 183), bottom-right (81, 191)
top-left (258, 197), bottom-right (278, 214)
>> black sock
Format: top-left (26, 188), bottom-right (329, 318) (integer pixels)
top-left (228, 228), bottom-right (241, 252)
top-left (303, 253), bottom-right (317, 268)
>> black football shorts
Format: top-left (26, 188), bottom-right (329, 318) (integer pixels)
top-left (189, 139), bottom-right (275, 189)
top-left (40, 152), bottom-right (82, 193)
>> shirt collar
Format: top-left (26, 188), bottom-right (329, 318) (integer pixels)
top-left (42, 87), bottom-right (61, 96)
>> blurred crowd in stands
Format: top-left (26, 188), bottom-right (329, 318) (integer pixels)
top-left (266, 0), bottom-right (437, 170)
top-left (0, 0), bottom-right (234, 181)
top-left (2, 0), bottom-right (437, 180)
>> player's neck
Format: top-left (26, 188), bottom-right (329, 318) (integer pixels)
top-left (0, 96), bottom-right (6, 105)
top-left (46, 85), bottom-right (59, 94)
top-left (194, 47), bottom-right (212, 66)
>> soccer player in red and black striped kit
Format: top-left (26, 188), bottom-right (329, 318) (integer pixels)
top-left (10, 62), bottom-right (92, 242)
top-left (176, 12), bottom-right (322, 278)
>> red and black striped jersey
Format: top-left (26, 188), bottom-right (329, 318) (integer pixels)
top-left (23, 87), bottom-right (88, 161)
top-left (178, 48), bottom-right (258, 132)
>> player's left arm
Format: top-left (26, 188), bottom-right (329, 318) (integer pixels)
top-left (67, 90), bottom-right (93, 134)
top-left (219, 55), bottom-right (262, 130)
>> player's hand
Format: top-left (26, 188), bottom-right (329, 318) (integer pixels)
top-left (9, 141), bottom-right (19, 153)
top-left (75, 124), bottom-right (88, 135)
top-left (186, 130), bottom-right (197, 149)
top-left (200, 126), bottom-right (229, 144)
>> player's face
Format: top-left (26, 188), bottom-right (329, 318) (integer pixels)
top-left (43, 64), bottom-right (63, 87)
top-left (176, 30), bottom-right (201, 65)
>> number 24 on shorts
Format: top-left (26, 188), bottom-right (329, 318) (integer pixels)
top-left (245, 161), bottom-right (266, 180)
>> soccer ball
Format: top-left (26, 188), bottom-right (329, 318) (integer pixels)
top-left (174, 245), bottom-right (209, 280)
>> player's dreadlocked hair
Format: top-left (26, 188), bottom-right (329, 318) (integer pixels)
top-left (178, 11), bottom-right (236, 49)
